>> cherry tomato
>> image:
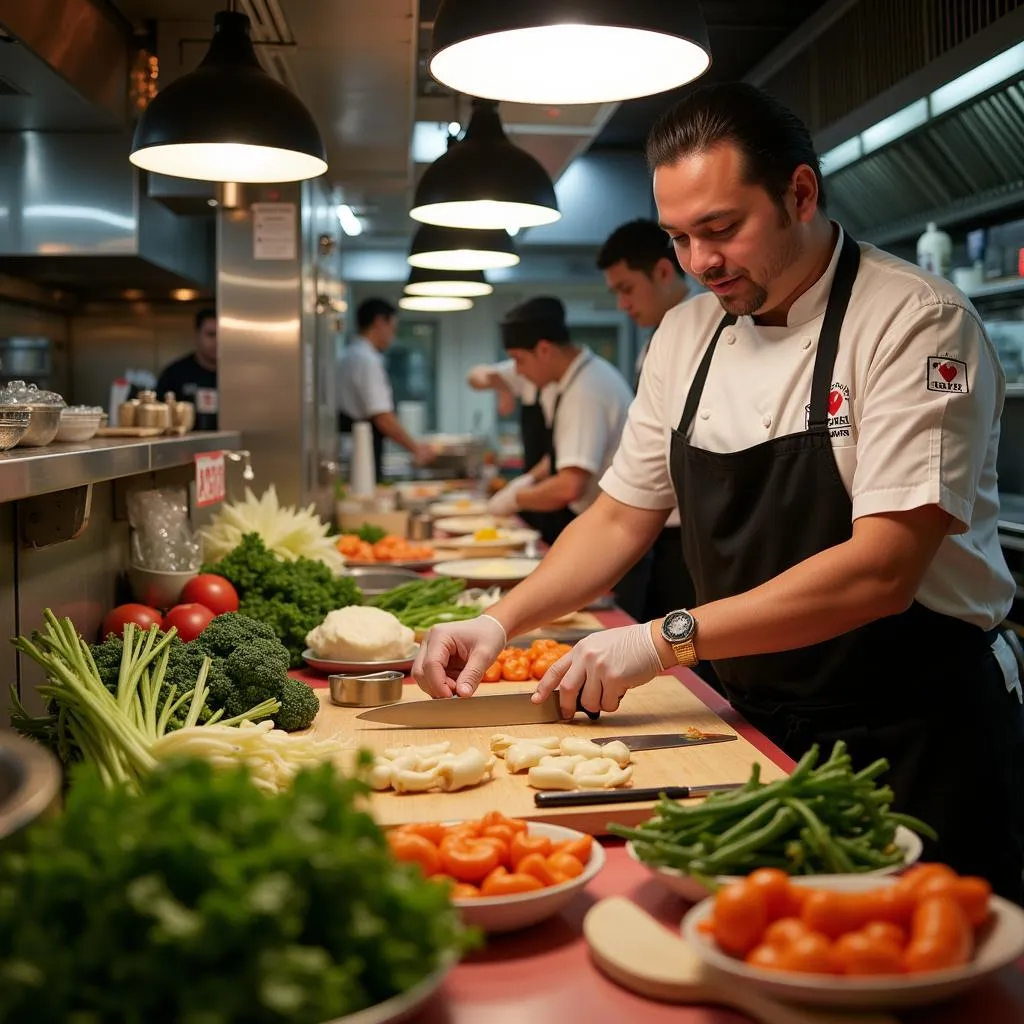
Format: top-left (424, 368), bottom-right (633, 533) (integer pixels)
top-left (548, 852), bottom-right (585, 880)
top-left (832, 931), bottom-right (904, 976)
top-left (896, 863), bottom-right (959, 900)
top-left (862, 921), bottom-right (907, 949)
top-left (915, 874), bottom-right (992, 928)
top-left (179, 574), bottom-right (239, 615)
top-left (483, 661), bottom-right (503, 683)
top-left (903, 896), bottom-right (973, 974)
top-left (776, 932), bottom-right (837, 974)
top-left (531, 653), bottom-right (561, 680)
top-left (745, 943), bottom-right (787, 970)
top-left (162, 603), bottom-right (217, 642)
top-left (745, 868), bottom-right (795, 921)
top-left (712, 880), bottom-right (769, 957)
top-left (502, 659), bottom-right (531, 682)
top-left (386, 831), bottom-right (441, 876)
top-left (100, 603), bottom-right (162, 640)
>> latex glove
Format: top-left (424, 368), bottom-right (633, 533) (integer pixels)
top-left (487, 474), bottom-right (534, 517)
top-left (533, 622), bottom-right (664, 719)
top-left (413, 614), bottom-right (508, 699)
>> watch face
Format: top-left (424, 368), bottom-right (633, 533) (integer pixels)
top-left (663, 610), bottom-right (695, 643)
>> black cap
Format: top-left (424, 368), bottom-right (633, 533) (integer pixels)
top-left (500, 296), bottom-right (569, 350)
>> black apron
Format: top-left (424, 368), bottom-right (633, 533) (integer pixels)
top-left (337, 411), bottom-right (384, 485)
top-left (670, 232), bottom-right (1024, 901)
top-left (516, 397), bottom-right (563, 541)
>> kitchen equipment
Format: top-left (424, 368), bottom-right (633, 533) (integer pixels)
top-left (408, 510), bottom-right (434, 540)
top-left (593, 731), bottom-right (736, 752)
top-left (55, 405), bottom-right (105, 442)
top-left (584, 898), bottom-right (897, 1024)
top-left (433, 556), bottom-right (540, 588)
top-left (453, 821), bottom-right (606, 934)
top-left (534, 782), bottom-right (743, 809)
top-left (343, 566), bottom-right (421, 596)
top-left (329, 670), bottom-right (405, 708)
top-left (626, 827), bottom-right (923, 902)
top-left (117, 397), bottom-right (140, 427)
top-left (310, 676), bottom-right (788, 833)
top-left (135, 390), bottom-right (170, 430)
top-left (0, 409), bottom-right (31, 451)
top-left (0, 730), bottom-right (62, 843)
top-left (683, 875), bottom-right (1024, 1011)
top-left (302, 646), bottom-right (420, 676)
top-left (356, 689), bottom-right (600, 727)
top-left (0, 379), bottom-right (66, 447)
top-left (421, 433), bottom-right (486, 480)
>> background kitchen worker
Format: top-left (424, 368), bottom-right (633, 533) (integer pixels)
top-left (156, 307), bottom-right (218, 430)
top-left (414, 82), bottom-right (1024, 901)
top-left (336, 298), bottom-right (435, 482)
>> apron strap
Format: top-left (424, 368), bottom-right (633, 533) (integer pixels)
top-left (678, 315), bottom-right (736, 436)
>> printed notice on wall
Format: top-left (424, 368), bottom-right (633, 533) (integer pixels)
top-left (252, 202), bottom-right (297, 260)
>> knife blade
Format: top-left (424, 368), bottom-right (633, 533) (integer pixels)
top-left (534, 783), bottom-right (743, 808)
top-left (355, 690), bottom-right (599, 727)
top-left (593, 732), bottom-right (736, 752)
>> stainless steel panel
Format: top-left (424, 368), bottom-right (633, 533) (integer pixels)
top-left (0, 503), bottom-right (17, 721)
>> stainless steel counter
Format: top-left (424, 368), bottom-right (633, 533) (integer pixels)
top-left (0, 431), bottom-right (241, 503)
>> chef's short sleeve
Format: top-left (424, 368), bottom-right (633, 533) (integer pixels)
top-left (358, 352), bottom-right (394, 417)
top-left (599, 323), bottom-right (677, 510)
top-left (851, 300), bottom-right (1000, 533)
top-left (492, 359), bottom-right (537, 402)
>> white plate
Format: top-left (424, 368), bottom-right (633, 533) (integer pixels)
top-left (432, 528), bottom-right (540, 551)
top-left (628, 825), bottom-right (924, 902)
top-left (433, 557), bottom-right (541, 588)
top-left (432, 515), bottom-right (508, 535)
top-left (302, 645), bottom-right (419, 675)
top-left (682, 874), bottom-right (1024, 1010)
top-left (345, 557), bottom-right (441, 571)
top-left (322, 954), bottom-right (455, 1023)
top-left (429, 500), bottom-right (490, 518)
top-left (452, 821), bottom-right (605, 934)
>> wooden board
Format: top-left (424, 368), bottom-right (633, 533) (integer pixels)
top-left (310, 676), bottom-right (787, 835)
top-left (522, 611), bottom-right (603, 635)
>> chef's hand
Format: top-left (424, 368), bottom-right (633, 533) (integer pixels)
top-left (412, 443), bottom-right (436, 467)
top-left (487, 474), bottom-right (534, 516)
top-left (413, 614), bottom-right (507, 698)
top-left (534, 622), bottom-right (665, 718)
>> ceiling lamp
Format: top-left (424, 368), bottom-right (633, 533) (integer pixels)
top-left (130, 9), bottom-right (327, 183)
top-left (410, 100), bottom-right (559, 230)
top-left (399, 296), bottom-right (474, 312)
top-left (405, 268), bottom-right (493, 298)
top-left (408, 225), bottom-right (519, 272)
top-left (429, 0), bottom-right (712, 105)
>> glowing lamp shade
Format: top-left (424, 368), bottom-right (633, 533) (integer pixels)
top-left (408, 225), bottom-right (519, 272)
top-left (429, 0), bottom-right (712, 105)
top-left (405, 268), bottom-right (493, 298)
top-left (130, 11), bottom-right (327, 183)
top-left (410, 100), bottom-right (559, 230)
top-left (399, 295), bottom-right (474, 312)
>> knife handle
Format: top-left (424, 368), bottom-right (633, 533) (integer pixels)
top-left (534, 786), bottom-right (693, 807)
top-left (575, 691), bottom-right (600, 721)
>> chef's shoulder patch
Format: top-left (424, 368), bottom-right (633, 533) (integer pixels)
top-left (926, 357), bottom-right (969, 394)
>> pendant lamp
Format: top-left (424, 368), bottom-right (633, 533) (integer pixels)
top-left (130, 9), bottom-right (327, 183)
top-left (399, 296), bottom-right (474, 312)
top-left (410, 100), bottom-right (559, 230)
top-left (429, 0), bottom-right (712, 106)
top-left (408, 225), bottom-right (519, 272)
top-left (405, 268), bottom-right (493, 298)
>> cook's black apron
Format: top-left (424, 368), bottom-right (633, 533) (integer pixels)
top-left (670, 232), bottom-right (1024, 901)
top-left (516, 397), bottom-right (562, 541)
top-left (337, 411), bottom-right (384, 485)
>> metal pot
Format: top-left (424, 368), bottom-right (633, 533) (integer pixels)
top-left (0, 731), bottom-right (62, 844)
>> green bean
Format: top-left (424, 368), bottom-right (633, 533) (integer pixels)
top-left (701, 807), bottom-right (798, 871)
top-left (707, 798), bottom-right (782, 849)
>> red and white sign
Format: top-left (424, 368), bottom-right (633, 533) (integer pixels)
top-left (194, 451), bottom-right (226, 507)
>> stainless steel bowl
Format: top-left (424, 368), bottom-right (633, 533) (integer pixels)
top-left (0, 731), bottom-right (62, 843)
top-left (0, 410), bottom-right (31, 451)
top-left (17, 405), bottom-right (63, 447)
top-left (344, 566), bottom-right (421, 596)
top-left (329, 670), bottom-right (405, 707)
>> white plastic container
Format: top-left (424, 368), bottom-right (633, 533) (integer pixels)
top-left (917, 221), bottom-right (952, 278)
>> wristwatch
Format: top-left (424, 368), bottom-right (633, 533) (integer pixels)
top-left (661, 609), bottom-right (699, 667)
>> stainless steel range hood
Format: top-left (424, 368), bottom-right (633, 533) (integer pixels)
top-left (0, 0), bottom-right (213, 295)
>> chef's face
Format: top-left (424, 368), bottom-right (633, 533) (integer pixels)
top-left (508, 341), bottom-right (557, 388)
top-left (196, 316), bottom-right (217, 366)
top-left (653, 141), bottom-right (819, 319)
top-left (602, 259), bottom-right (685, 328)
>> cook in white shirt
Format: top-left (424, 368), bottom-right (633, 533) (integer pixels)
top-left (414, 83), bottom-right (1024, 902)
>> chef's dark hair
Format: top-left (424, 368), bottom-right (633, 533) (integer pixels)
top-left (194, 308), bottom-right (216, 330)
top-left (500, 296), bottom-right (570, 351)
top-left (646, 82), bottom-right (827, 212)
top-left (596, 219), bottom-right (684, 277)
top-left (356, 297), bottom-right (397, 332)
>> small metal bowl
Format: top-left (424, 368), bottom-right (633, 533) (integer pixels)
top-left (0, 411), bottom-right (31, 452)
top-left (329, 670), bottom-right (405, 707)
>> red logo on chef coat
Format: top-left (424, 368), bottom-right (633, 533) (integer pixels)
top-left (926, 357), bottom-right (969, 394)
top-left (805, 382), bottom-right (852, 438)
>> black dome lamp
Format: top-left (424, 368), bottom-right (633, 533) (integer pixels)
top-left (130, 8), bottom-right (327, 183)
top-left (405, 267), bottom-right (493, 298)
top-left (410, 99), bottom-right (560, 230)
top-left (429, 0), bottom-right (712, 106)
top-left (408, 225), bottom-right (519, 272)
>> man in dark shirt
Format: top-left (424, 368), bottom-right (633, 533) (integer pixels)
top-left (156, 307), bottom-right (218, 430)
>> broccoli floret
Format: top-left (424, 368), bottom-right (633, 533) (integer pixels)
top-left (196, 612), bottom-right (277, 659)
top-left (90, 635), bottom-right (125, 695)
top-left (221, 639), bottom-right (289, 719)
top-left (274, 677), bottom-right (320, 732)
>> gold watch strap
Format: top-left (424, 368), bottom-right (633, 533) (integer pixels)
top-left (671, 638), bottom-right (698, 667)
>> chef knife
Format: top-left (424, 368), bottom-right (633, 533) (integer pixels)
top-left (534, 783), bottom-right (743, 808)
top-left (355, 690), bottom-right (600, 727)
top-left (593, 732), bottom-right (736, 752)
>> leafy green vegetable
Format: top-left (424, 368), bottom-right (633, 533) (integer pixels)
top-left (203, 534), bottom-right (362, 667)
top-left (355, 521), bottom-right (387, 543)
top-left (0, 758), bottom-right (473, 1023)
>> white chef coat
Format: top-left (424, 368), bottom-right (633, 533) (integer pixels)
top-left (554, 347), bottom-right (634, 515)
top-left (635, 337), bottom-right (682, 530)
top-left (601, 226), bottom-right (1015, 629)
top-left (491, 358), bottom-right (559, 423)
top-left (336, 337), bottom-right (394, 420)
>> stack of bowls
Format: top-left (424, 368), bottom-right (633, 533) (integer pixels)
top-left (0, 408), bottom-right (31, 451)
top-left (0, 380), bottom-right (66, 447)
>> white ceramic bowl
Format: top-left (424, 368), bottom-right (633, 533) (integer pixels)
top-left (321, 954), bottom-right (455, 1024)
top-left (453, 821), bottom-right (605, 934)
top-left (628, 825), bottom-right (924, 903)
top-left (682, 874), bottom-right (1024, 1010)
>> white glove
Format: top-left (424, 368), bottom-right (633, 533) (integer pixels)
top-left (413, 614), bottom-right (508, 699)
top-left (487, 474), bottom-right (535, 517)
top-left (467, 365), bottom-right (493, 389)
top-left (532, 622), bottom-right (664, 718)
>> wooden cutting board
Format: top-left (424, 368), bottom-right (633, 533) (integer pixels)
top-left (310, 675), bottom-right (786, 834)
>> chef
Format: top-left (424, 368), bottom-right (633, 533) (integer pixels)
top-left (414, 82), bottom-right (1024, 900)
top-left (336, 298), bottom-right (435, 482)
top-left (156, 307), bottom-right (218, 430)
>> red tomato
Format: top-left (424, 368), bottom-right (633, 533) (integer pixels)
top-left (101, 603), bottom-right (162, 639)
top-left (180, 574), bottom-right (240, 616)
top-left (162, 603), bottom-right (217, 642)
